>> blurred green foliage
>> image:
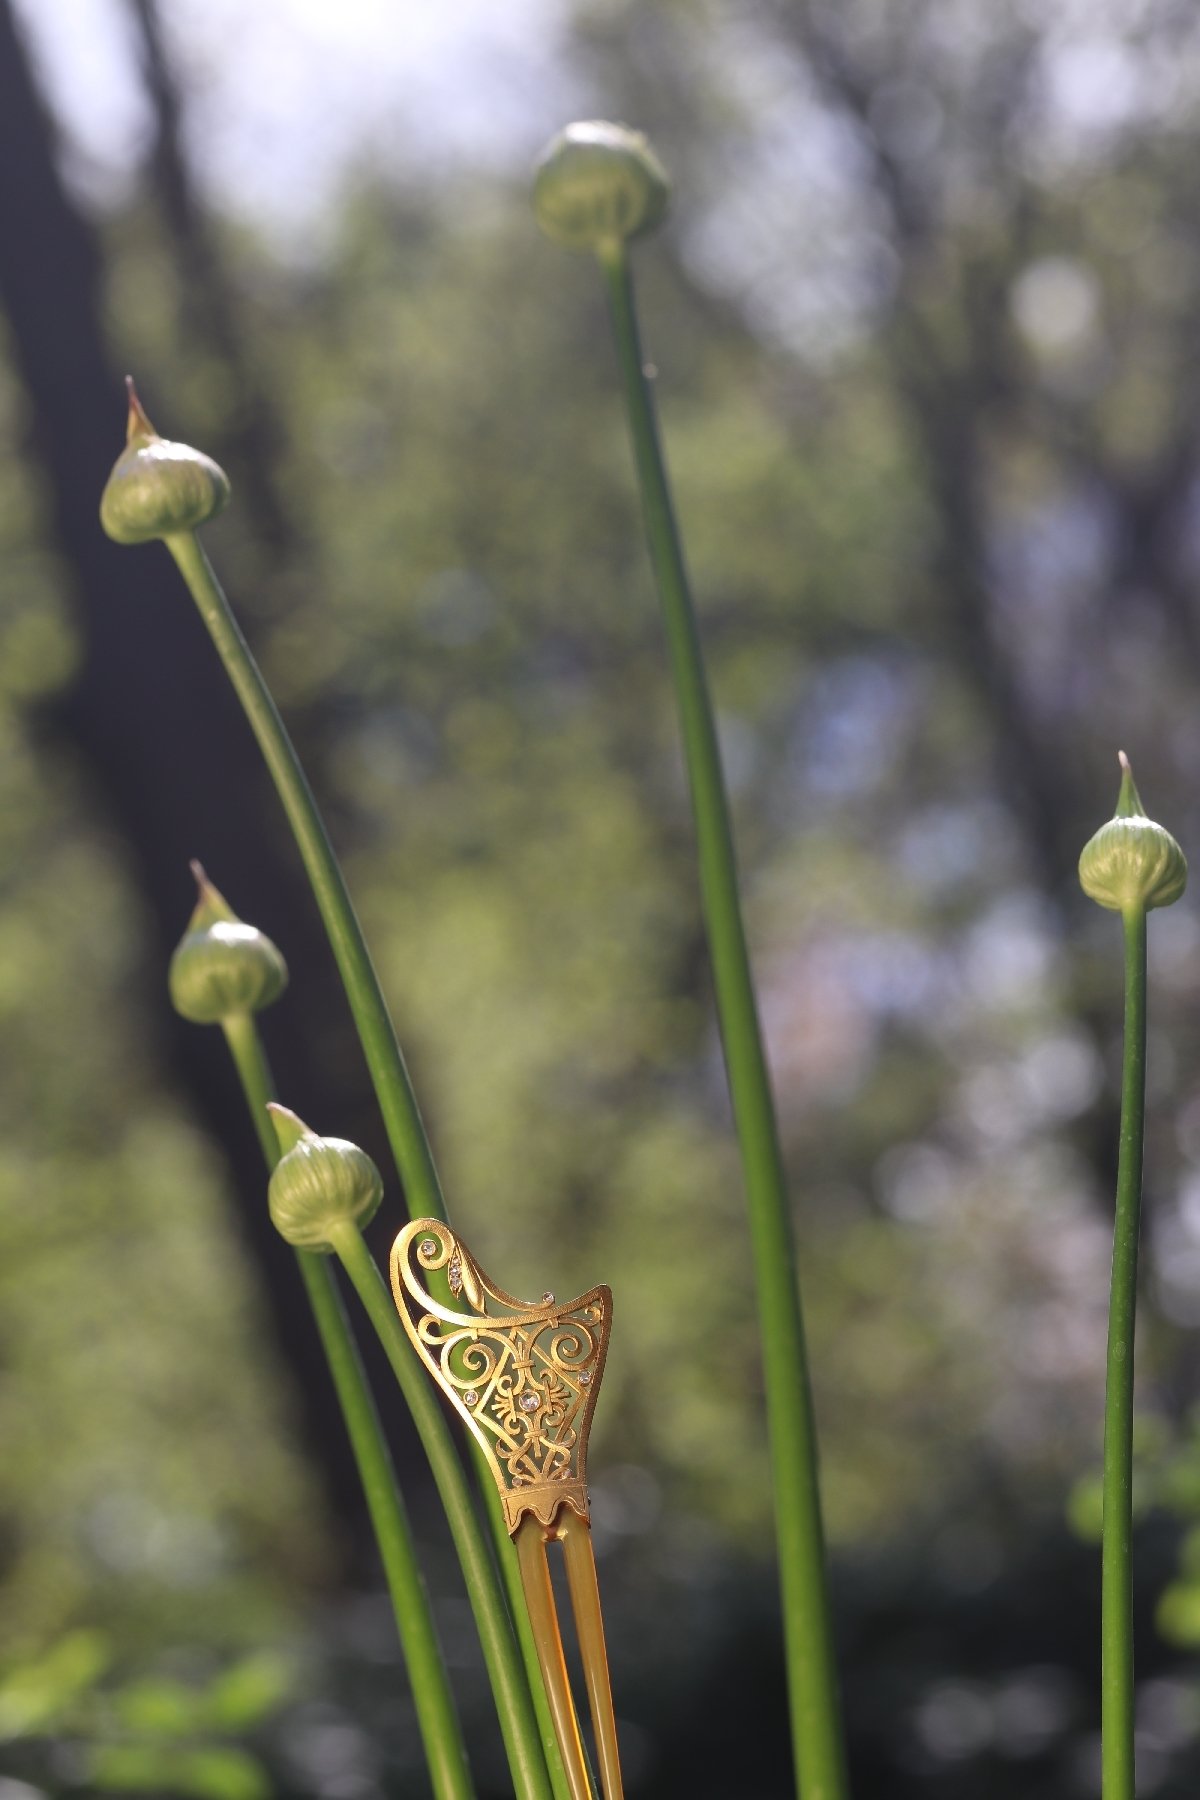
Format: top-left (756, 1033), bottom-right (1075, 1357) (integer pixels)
top-left (9, 0), bottom-right (1200, 1793)
top-left (0, 369), bottom-right (323, 1675)
top-left (0, 1630), bottom-right (289, 1797)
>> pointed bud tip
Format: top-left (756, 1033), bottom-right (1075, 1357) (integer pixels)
top-left (1079, 755), bottom-right (1185, 911)
top-left (267, 1104), bottom-right (314, 1156)
top-left (124, 376), bottom-right (159, 445)
top-left (182, 861), bottom-right (237, 928)
top-left (1115, 752), bottom-right (1145, 820)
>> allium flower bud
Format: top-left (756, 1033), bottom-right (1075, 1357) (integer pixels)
top-left (169, 862), bottom-right (288, 1024)
top-left (533, 120), bottom-right (670, 254)
top-left (267, 1105), bottom-right (383, 1252)
top-left (1079, 752), bottom-right (1186, 914)
top-left (100, 378), bottom-right (230, 545)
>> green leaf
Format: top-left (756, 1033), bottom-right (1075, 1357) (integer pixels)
top-left (87, 1742), bottom-right (271, 1800)
top-left (112, 1676), bottom-right (206, 1738)
top-left (198, 1652), bottom-right (293, 1732)
top-left (1157, 1581), bottom-right (1200, 1647)
top-left (1066, 1471), bottom-right (1104, 1543)
top-left (0, 1629), bottom-right (111, 1740)
top-left (87, 1743), bottom-right (179, 1792)
top-left (177, 1746), bottom-right (273, 1800)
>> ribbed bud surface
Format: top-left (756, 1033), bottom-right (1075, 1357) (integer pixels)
top-left (170, 920), bottom-right (288, 1023)
top-left (533, 120), bottom-right (670, 253)
top-left (100, 380), bottom-right (230, 545)
top-left (168, 864), bottom-right (288, 1024)
top-left (268, 1125), bottom-right (384, 1253)
top-left (1079, 756), bottom-right (1186, 913)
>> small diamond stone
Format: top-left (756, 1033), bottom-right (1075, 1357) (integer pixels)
top-left (577, 1370), bottom-right (591, 1386)
top-left (463, 1389), bottom-right (479, 1408)
top-left (420, 1238), bottom-right (437, 1258)
top-left (519, 1392), bottom-right (539, 1412)
top-left (542, 1291), bottom-right (555, 1305)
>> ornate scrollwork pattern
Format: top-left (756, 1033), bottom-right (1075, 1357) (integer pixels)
top-left (390, 1219), bottom-right (612, 1533)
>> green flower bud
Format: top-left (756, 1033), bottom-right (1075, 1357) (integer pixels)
top-left (100, 378), bottom-right (230, 545)
top-left (1079, 752), bottom-right (1186, 913)
top-left (266, 1105), bottom-right (383, 1252)
top-left (533, 120), bottom-right (670, 254)
top-left (169, 861), bottom-right (288, 1024)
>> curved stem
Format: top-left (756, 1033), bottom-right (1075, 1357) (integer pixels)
top-left (222, 1014), bottom-right (281, 1168)
top-left (166, 529), bottom-right (580, 1800)
top-left (597, 243), bottom-right (848, 1800)
top-left (1102, 906), bottom-right (1147, 1800)
top-left (329, 1223), bottom-right (552, 1800)
top-left (221, 1014), bottom-right (475, 1800)
top-left (166, 531), bottom-right (444, 1222)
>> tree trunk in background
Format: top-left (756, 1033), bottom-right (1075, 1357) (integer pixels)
top-left (127, 0), bottom-right (300, 561)
top-left (0, 0), bottom-right (431, 1544)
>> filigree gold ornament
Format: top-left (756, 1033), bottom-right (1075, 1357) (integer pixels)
top-left (391, 1219), bottom-right (624, 1800)
top-left (391, 1218), bottom-right (610, 1533)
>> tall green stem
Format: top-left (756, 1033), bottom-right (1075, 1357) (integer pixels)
top-left (221, 1012), bottom-right (474, 1800)
top-left (598, 243), bottom-right (847, 1800)
top-left (329, 1224), bottom-right (551, 1800)
top-left (1102, 906), bottom-right (1147, 1800)
top-left (165, 531), bottom-right (444, 1221)
top-left (164, 505), bottom-right (553, 1775)
top-left (165, 529), bottom-right (580, 1800)
top-left (222, 1015), bottom-right (284, 1168)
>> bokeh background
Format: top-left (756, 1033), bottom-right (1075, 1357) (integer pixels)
top-left (6, 0), bottom-right (1200, 1794)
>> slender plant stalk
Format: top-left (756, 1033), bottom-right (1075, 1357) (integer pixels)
top-left (221, 1013), bottom-right (474, 1800)
top-left (1102, 905), bottom-right (1147, 1800)
top-left (597, 242), bottom-right (848, 1800)
top-left (222, 1015), bottom-right (289, 1168)
top-left (164, 532), bottom-right (549, 1790)
top-left (329, 1223), bottom-right (552, 1800)
top-left (1078, 753), bottom-right (1183, 1797)
top-left (164, 528), bottom-right (581, 1800)
top-left (165, 531), bottom-right (444, 1220)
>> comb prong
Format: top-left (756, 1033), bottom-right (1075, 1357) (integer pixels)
top-left (392, 1219), bottom-right (624, 1793)
top-left (515, 1514), bottom-right (592, 1800)
top-left (556, 1511), bottom-right (624, 1799)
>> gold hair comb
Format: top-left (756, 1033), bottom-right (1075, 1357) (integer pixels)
top-left (390, 1219), bottom-right (623, 1800)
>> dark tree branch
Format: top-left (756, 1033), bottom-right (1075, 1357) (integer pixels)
top-left (126, 0), bottom-right (299, 561)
